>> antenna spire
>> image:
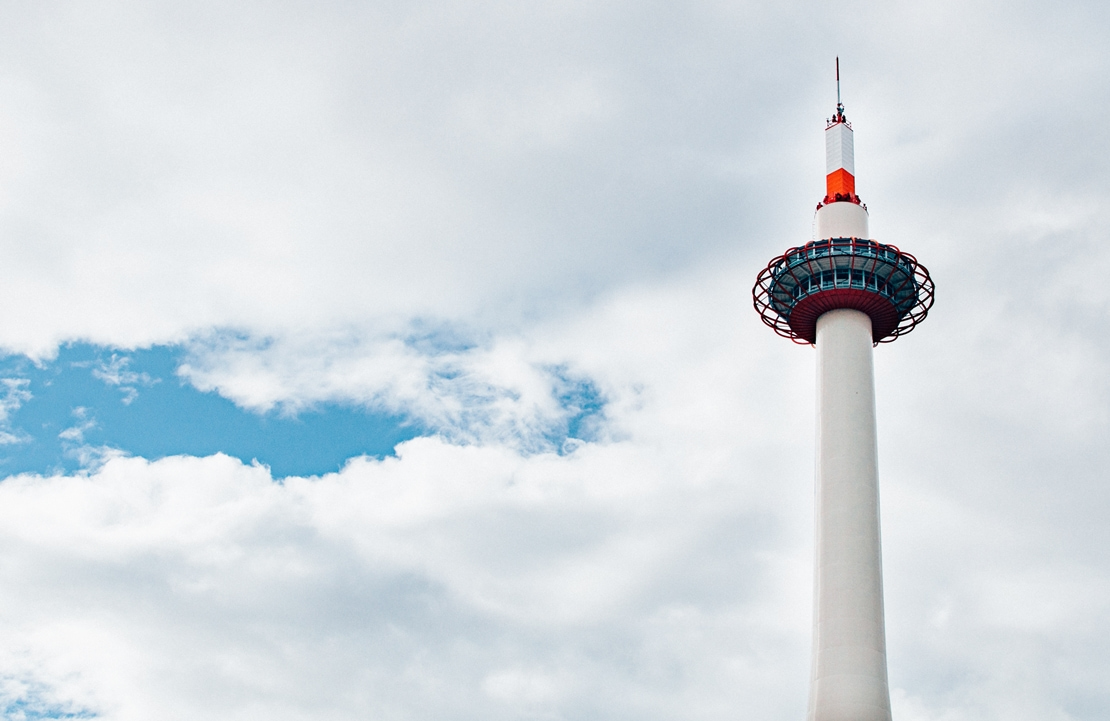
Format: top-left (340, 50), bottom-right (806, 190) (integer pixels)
top-left (836, 57), bottom-right (841, 107)
top-left (833, 57), bottom-right (846, 124)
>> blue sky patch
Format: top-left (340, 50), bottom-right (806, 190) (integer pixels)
top-left (547, 365), bottom-right (606, 453)
top-left (0, 681), bottom-right (98, 720)
top-left (0, 343), bottom-right (421, 478)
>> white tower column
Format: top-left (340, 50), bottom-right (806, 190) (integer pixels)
top-left (809, 308), bottom-right (892, 721)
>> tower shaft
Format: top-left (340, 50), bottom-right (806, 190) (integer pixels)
top-left (810, 308), bottom-right (892, 721)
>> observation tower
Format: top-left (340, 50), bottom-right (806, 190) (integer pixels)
top-left (752, 65), bottom-right (933, 721)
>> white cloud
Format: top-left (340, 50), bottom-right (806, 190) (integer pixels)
top-left (0, 378), bottom-right (32, 445)
top-left (176, 327), bottom-right (599, 451)
top-left (1, 245), bottom-right (1108, 718)
top-left (90, 354), bottom-right (158, 405)
top-left (0, 264), bottom-right (822, 720)
top-left (0, 435), bottom-right (807, 720)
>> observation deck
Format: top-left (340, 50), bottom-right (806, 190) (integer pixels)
top-left (752, 237), bottom-right (934, 344)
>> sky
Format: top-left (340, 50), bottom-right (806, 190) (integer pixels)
top-left (0, 0), bottom-right (1107, 719)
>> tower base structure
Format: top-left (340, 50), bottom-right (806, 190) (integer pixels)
top-left (809, 308), bottom-right (892, 721)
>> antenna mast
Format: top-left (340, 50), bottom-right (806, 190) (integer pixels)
top-left (831, 57), bottom-right (846, 125)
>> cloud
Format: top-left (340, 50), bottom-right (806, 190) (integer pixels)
top-left (57, 407), bottom-right (96, 444)
top-left (0, 266), bottom-right (823, 720)
top-left (0, 439), bottom-right (806, 720)
top-left (56, 406), bottom-right (126, 470)
top-left (176, 327), bottom-right (607, 452)
top-left (1, 244), bottom-right (1107, 718)
top-left (89, 355), bottom-right (158, 405)
top-left (0, 378), bottom-right (33, 445)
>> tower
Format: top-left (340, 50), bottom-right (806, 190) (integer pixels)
top-left (752, 67), bottom-right (934, 720)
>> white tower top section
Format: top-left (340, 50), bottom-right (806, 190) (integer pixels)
top-left (817, 61), bottom-right (865, 240)
top-left (815, 201), bottom-right (868, 240)
top-left (825, 122), bottom-right (854, 176)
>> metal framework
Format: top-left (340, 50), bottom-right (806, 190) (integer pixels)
top-left (752, 237), bottom-right (934, 345)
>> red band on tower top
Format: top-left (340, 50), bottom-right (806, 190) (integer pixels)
top-left (826, 168), bottom-right (855, 197)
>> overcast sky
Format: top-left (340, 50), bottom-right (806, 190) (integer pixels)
top-left (0, 1), bottom-right (1107, 719)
